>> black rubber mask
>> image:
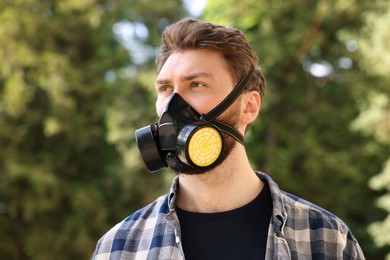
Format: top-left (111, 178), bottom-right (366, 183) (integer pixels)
top-left (135, 68), bottom-right (254, 173)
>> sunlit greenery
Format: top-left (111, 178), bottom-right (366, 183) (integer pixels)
top-left (0, 0), bottom-right (389, 259)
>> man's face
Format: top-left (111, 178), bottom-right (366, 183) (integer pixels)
top-left (154, 49), bottom-right (242, 175)
top-left (155, 49), bottom-right (236, 117)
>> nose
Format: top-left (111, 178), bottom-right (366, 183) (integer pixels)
top-left (156, 87), bottom-right (188, 117)
top-left (156, 91), bottom-right (179, 118)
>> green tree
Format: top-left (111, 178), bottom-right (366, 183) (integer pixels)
top-left (349, 2), bottom-right (390, 257)
top-left (0, 0), bottom-right (187, 259)
top-left (202, 0), bottom-right (388, 258)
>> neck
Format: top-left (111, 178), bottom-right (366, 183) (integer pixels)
top-left (176, 145), bottom-right (263, 213)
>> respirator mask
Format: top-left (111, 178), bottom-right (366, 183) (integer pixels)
top-left (135, 68), bottom-right (254, 173)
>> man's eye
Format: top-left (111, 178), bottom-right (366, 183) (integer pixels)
top-left (191, 82), bottom-right (205, 88)
top-left (159, 86), bottom-right (173, 93)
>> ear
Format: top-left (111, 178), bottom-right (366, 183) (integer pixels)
top-left (241, 90), bottom-right (261, 126)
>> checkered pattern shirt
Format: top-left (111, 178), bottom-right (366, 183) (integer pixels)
top-left (92, 172), bottom-right (365, 259)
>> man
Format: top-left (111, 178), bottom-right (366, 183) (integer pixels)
top-left (93, 18), bottom-right (364, 259)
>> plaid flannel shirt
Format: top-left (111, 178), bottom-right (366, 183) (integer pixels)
top-left (93, 172), bottom-right (365, 259)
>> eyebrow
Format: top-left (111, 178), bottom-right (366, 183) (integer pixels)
top-left (155, 72), bottom-right (213, 85)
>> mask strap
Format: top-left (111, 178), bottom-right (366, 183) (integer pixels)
top-left (202, 68), bottom-right (255, 122)
top-left (212, 120), bottom-right (244, 144)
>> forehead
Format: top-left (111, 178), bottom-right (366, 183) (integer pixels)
top-left (157, 49), bottom-right (232, 80)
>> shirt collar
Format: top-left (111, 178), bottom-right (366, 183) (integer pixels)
top-left (256, 171), bottom-right (288, 237)
top-left (166, 172), bottom-right (287, 236)
top-left (168, 175), bottom-right (179, 212)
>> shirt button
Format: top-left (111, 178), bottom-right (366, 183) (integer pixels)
top-left (175, 236), bottom-right (180, 244)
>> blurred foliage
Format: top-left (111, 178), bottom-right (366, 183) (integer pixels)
top-left (351, 2), bottom-right (390, 258)
top-left (0, 0), bottom-right (389, 259)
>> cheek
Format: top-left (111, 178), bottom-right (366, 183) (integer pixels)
top-left (155, 98), bottom-right (165, 117)
top-left (218, 99), bottom-right (242, 126)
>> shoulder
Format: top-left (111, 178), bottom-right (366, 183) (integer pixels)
top-left (281, 192), bottom-right (364, 258)
top-left (281, 191), bottom-right (350, 233)
top-left (282, 191), bottom-right (342, 223)
top-left (256, 172), bottom-right (364, 258)
top-left (257, 171), bottom-right (353, 233)
top-left (93, 194), bottom-right (170, 257)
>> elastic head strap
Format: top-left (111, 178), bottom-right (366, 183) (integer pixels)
top-left (212, 120), bottom-right (244, 144)
top-left (202, 68), bottom-right (255, 122)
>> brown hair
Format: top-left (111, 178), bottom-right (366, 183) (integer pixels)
top-left (156, 17), bottom-right (266, 99)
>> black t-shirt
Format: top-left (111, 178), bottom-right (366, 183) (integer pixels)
top-left (176, 182), bottom-right (272, 260)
